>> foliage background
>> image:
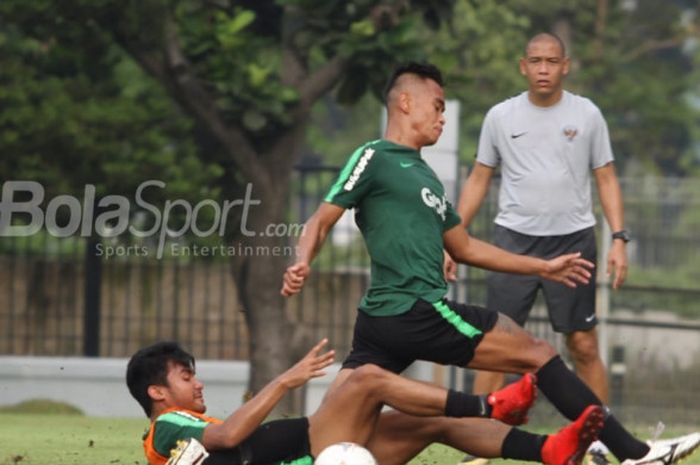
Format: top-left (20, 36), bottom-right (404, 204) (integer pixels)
top-left (1, 0), bottom-right (699, 415)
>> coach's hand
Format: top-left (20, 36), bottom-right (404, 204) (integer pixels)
top-left (281, 262), bottom-right (311, 297)
top-left (540, 252), bottom-right (594, 288)
top-left (278, 338), bottom-right (335, 389)
top-left (607, 240), bottom-right (628, 289)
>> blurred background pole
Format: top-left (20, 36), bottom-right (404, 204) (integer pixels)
top-left (83, 197), bottom-right (102, 357)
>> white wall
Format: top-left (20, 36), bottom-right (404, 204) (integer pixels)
top-left (0, 356), bottom-right (342, 418)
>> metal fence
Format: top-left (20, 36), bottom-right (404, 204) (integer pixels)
top-left (1, 170), bottom-right (700, 423)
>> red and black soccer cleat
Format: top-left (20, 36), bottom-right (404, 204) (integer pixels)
top-left (542, 405), bottom-right (606, 465)
top-left (488, 373), bottom-right (537, 425)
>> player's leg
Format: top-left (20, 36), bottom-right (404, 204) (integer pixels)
top-left (202, 418), bottom-right (312, 465)
top-left (310, 363), bottom-right (536, 454)
top-left (539, 228), bottom-right (612, 462)
top-left (565, 329), bottom-right (609, 402)
top-left (542, 226), bottom-right (609, 404)
top-left (468, 310), bottom-right (650, 462)
top-left (367, 411), bottom-right (513, 465)
top-left (367, 405), bottom-right (605, 465)
top-left (474, 234), bottom-right (540, 395)
top-left (466, 227), bottom-right (542, 465)
top-left (309, 364), bottom-right (485, 452)
top-left (333, 301), bottom-right (537, 425)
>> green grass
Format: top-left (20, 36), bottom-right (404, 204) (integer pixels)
top-left (1, 412), bottom-right (699, 465)
top-left (0, 413), bottom-right (146, 465)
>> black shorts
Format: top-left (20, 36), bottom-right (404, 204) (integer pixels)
top-left (487, 225), bottom-right (598, 333)
top-left (204, 417), bottom-right (311, 465)
top-left (342, 298), bottom-right (499, 373)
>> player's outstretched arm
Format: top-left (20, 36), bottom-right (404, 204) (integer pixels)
top-left (444, 163), bottom-right (495, 282)
top-left (443, 225), bottom-right (593, 288)
top-left (202, 339), bottom-right (335, 450)
top-left (281, 203), bottom-right (345, 297)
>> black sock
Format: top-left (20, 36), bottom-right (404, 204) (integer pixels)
top-left (501, 427), bottom-right (546, 462)
top-left (445, 389), bottom-right (492, 418)
top-left (536, 356), bottom-right (649, 461)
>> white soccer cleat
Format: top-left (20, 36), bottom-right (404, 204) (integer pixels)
top-left (621, 432), bottom-right (700, 465)
top-left (166, 438), bottom-right (210, 465)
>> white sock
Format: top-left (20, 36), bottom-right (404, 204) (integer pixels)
top-left (588, 440), bottom-right (610, 454)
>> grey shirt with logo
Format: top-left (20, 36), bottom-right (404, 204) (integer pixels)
top-left (476, 91), bottom-right (614, 236)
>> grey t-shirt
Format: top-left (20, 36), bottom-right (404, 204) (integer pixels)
top-left (477, 91), bottom-right (614, 236)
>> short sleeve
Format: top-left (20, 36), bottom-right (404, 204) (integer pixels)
top-left (475, 109), bottom-right (500, 167)
top-left (152, 411), bottom-right (208, 456)
top-left (324, 143), bottom-right (379, 209)
top-left (589, 107), bottom-right (614, 169)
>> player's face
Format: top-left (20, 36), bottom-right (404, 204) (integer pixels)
top-left (161, 362), bottom-right (207, 413)
top-left (519, 38), bottom-right (569, 104)
top-left (410, 79), bottom-right (446, 147)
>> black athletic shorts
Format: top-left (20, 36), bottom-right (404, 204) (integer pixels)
top-left (487, 225), bottom-right (598, 334)
top-left (342, 298), bottom-right (499, 373)
top-left (204, 417), bottom-right (311, 465)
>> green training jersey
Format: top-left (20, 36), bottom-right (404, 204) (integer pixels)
top-left (325, 139), bottom-right (461, 316)
top-left (146, 410), bottom-right (209, 460)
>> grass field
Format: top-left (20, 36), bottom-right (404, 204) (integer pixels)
top-left (1, 412), bottom-right (699, 465)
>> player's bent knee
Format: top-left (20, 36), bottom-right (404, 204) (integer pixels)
top-left (567, 336), bottom-right (600, 363)
top-left (347, 364), bottom-right (388, 392)
top-left (568, 341), bottom-right (600, 363)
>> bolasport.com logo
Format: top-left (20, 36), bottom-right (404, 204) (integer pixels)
top-left (0, 180), bottom-right (305, 259)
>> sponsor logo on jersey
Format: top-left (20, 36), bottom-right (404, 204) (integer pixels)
top-left (563, 125), bottom-right (578, 141)
top-left (344, 148), bottom-right (375, 191)
top-left (421, 187), bottom-right (447, 220)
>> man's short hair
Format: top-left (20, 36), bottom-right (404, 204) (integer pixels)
top-left (126, 341), bottom-right (195, 417)
top-left (526, 32), bottom-right (567, 57)
top-left (383, 62), bottom-right (444, 104)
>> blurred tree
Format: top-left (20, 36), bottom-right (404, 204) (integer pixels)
top-left (407, 0), bottom-right (700, 173)
top-left (2, 0), bottom-right (698, 413)
top-left (0, 0), bottom-right (457, 413)
top-left (0, 19), bottom-right (220, 202)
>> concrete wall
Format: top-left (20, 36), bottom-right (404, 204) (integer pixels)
top-left (0, 356), bottom-right (343, 418)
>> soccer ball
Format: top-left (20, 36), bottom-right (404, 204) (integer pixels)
top-left (314, 442), bottom-right (378, 465)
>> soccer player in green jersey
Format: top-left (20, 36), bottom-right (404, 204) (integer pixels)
top-left (281, 63), bottom-right (700, 465)
top-left (127, 338), bottom-right (604, 465)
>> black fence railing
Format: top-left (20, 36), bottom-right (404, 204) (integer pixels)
top-left (1, 170), bottom-right (700, 423)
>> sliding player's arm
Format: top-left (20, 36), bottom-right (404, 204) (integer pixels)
top-left (202, 339), bottom-right (334, 449)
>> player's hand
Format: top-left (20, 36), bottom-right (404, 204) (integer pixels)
top-left (279, 338), bottom-right (335, 389)
top-left (540, 252), bottom-right (594, 288)
top-left (281, 262), bottom-right (311, 297)
top-left (443, 251), bottom-right (457, 282)
top-left (607, 241), bottom-right (628, 289)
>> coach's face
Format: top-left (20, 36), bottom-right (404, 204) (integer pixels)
top-left (520, 37), bottom-right (569, 105)
top-left (151, 361), bottom-right (207, 413)
top-left (408, 78), bottom-right (445, 147)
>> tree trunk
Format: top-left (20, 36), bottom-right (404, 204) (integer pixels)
top-left (232, 176), bottom-right (308, 416)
